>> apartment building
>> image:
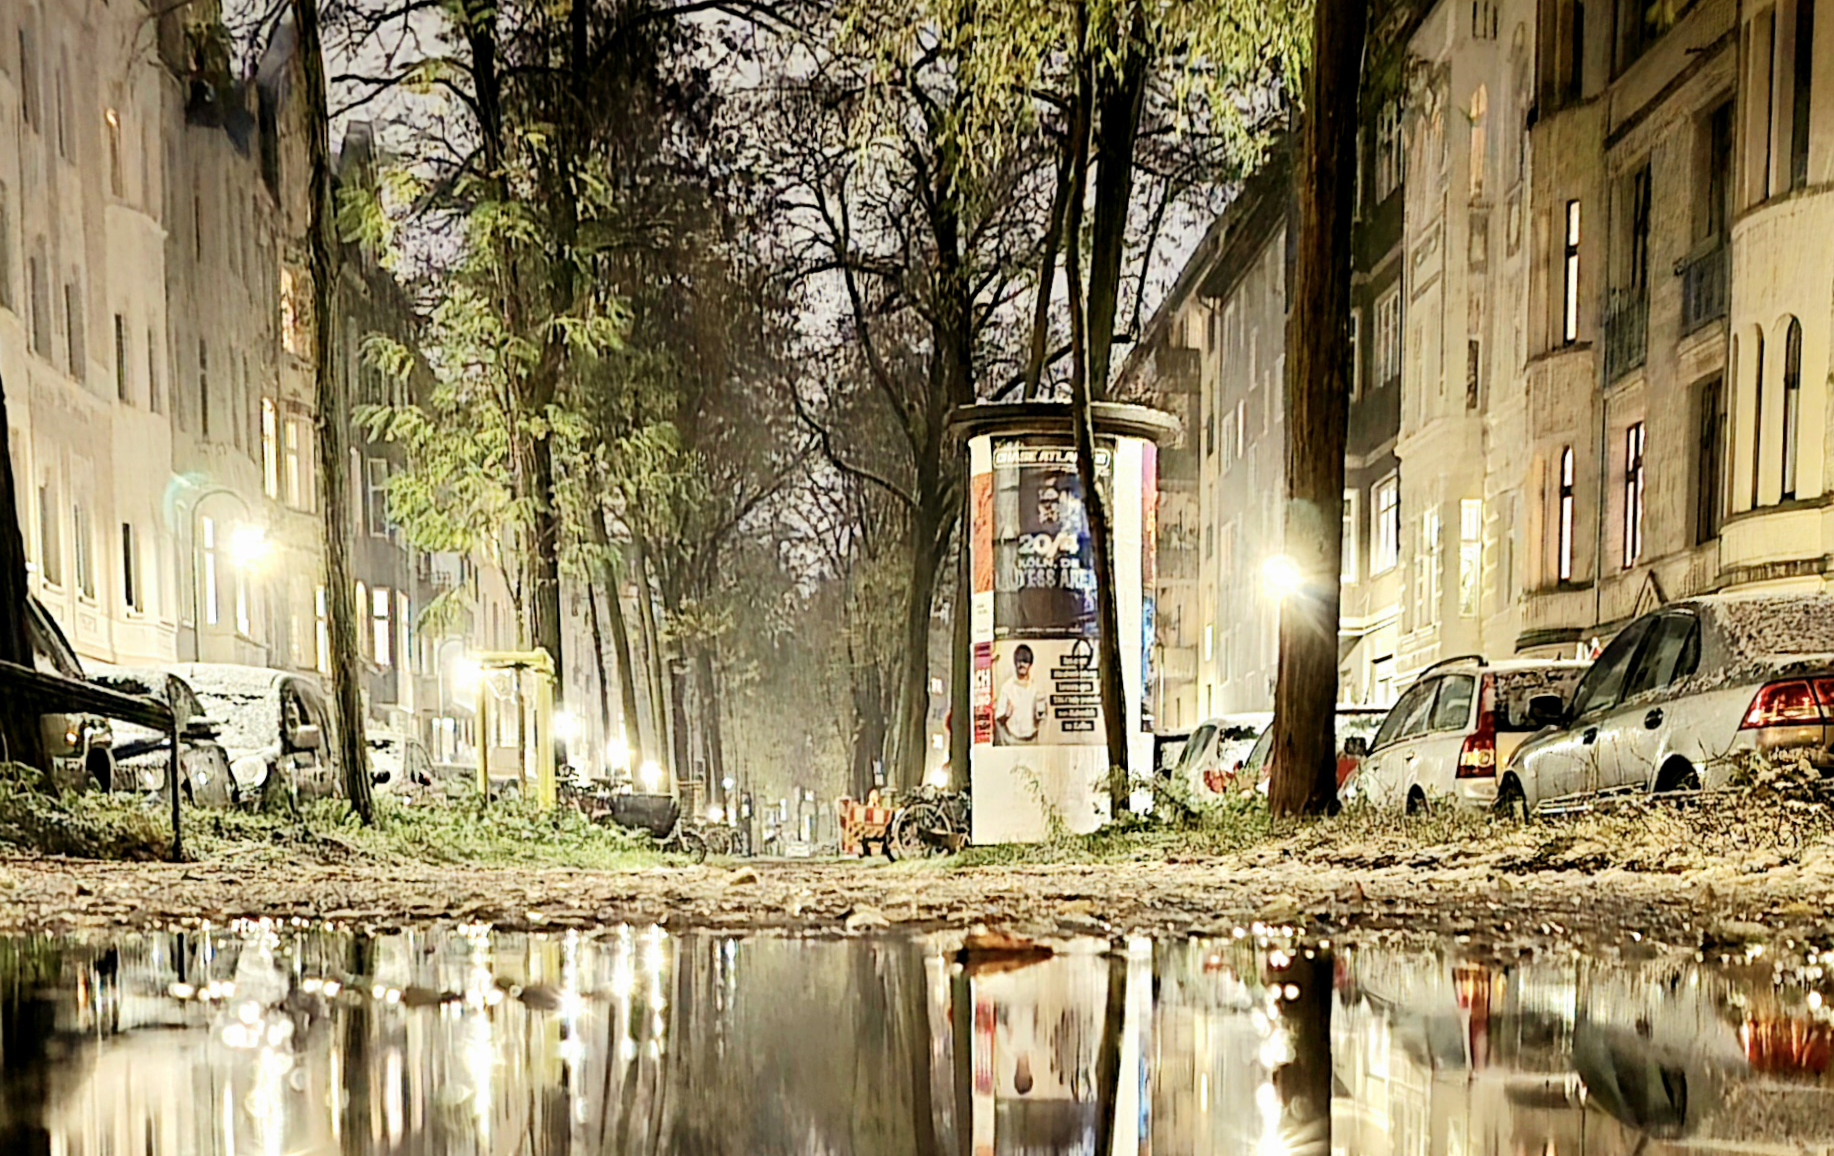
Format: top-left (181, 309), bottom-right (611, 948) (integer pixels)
top-left (1392, 0), bottom-right (1539, 678)
top-left (1341, 8), bottom-right (1417, 707)
top-left (1721, 0), bottom-right (1834, 596)
top-left (1, 0), bottom-right (179, 669)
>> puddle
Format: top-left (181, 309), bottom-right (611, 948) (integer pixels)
top-left (0, 924), bottom-right (1830, 1153)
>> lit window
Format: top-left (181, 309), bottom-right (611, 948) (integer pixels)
top-left (355, 581), bottom-right (368, 657)
top-left (315, 586), bottom-right (330, 674)
top-left (286, 418), bottom-right (304, 507)
top-left (262, 399), bottom-right (280, 498)
top-left (37, 481), bottom-right (61, 586)
top-left (1782, 319), bottom-right (1803, 500)
top-left (202, 516), bottom-right (218, 625)
top-left (1342, 490), bottom-right (1359, 582)
top-left (1458, 499), bottom-right (1482, 618)
top-left (1372, 476), bottom-right (1401, 574)
top-left (1563, 200), bottom-right (1582, 343)
top-left (1374, 288), bottom-right (1403, 387)
top-left (72, 501), bottom-right (93, 598)
top-left (372, 585), bottom-right (392, 667)
top-left (1623, 423), bottom-right (1646, 566)
top-left (1558, 447), bottom-right (1575, 581)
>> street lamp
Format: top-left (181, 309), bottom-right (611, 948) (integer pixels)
top-left (638, 760), bottom-right (664, 793)
top-left (1263, 554), bottom-right (1306, 603)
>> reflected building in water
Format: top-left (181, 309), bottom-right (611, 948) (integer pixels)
top-left (0, 925), bottom-right (1830, 1155)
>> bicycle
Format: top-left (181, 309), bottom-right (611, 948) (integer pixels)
top-left (887, 787), bottom-right (970, 860)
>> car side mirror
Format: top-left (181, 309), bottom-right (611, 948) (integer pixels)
top-left (1343, 737), bottom-right (1369, 758)
top-left (1528, 694), bottom-right (1566, 728)
top-left (292, 724), bottom-right (324, 751)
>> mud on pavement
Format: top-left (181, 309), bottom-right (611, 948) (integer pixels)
top-left (4, 842), bottom-right (1834, 957)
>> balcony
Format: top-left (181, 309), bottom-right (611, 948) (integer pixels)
top-left (1678, 244), bottom-right (1729, 336)
top-left (1604, 289), bottom-right (1648, 383)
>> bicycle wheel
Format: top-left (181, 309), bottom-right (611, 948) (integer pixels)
top-left (889, 804), bottom-right (945, 861)
top-left (677, 828), bottom-right (708, 865)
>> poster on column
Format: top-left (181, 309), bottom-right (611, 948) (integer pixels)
top-left (988, 637), bottom-right (1104, 747)
top-left (991, 441), bottom-right (1111, 639)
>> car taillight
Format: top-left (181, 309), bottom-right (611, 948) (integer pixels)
top-left (1740, 679), bottom-right (1834, 729)
top-left (1458, 677), bottom-right (1497, 779)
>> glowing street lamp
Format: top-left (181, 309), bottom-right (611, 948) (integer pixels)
top-left (552, 710), bottom-right (580, 743)
top-left (607, 738), bottom-right (632, 771)
top-left (1263, 554), bottom-right (1306, 602)
top-left (638, 760), bottom-right (664, 793)
top-left (453, 655), bottom-right (484, 699)
top-left (228, 524), bottom-right (271, 570)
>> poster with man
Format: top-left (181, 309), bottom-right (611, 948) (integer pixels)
top-left (991, 638), bottom-right (1104, 747)
top-left (991, 441), bottom-right (1111, 639)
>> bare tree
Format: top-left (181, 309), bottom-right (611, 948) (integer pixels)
top-left (295, 0), bottom-right (375, 822)
top-left (1267, 0), bottom-right (1369, 818)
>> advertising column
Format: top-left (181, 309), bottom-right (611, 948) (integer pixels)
top-left (969, 436), bottom-right (1156, 843)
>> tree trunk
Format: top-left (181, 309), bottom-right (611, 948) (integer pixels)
top-left (1091, 949), bottom-right (1131, 1156)
top-left (295, 0), bottom-right (374, 824)
top-left (528, 438), bottom-right (565, 705)
top-left (1085, 19), bottom-right (1151, 395)
top-left (887, 505), bottom-right (946, 791)
top-left (632, 540), bottom-right (673, 784)
top-left (594, 510), bottom-right (645, 771)
top-left (1268, 0), bottom-right (1367, 818)
top-left (695, 645), bottom-right (727, 804)
top-left (586, 578), bottom-right (612, 747)
top-left (1062, 29), bottom-right (1132, 814)
top-left (0, 372), bottom-right (45, 772)
top-left (851, 663), bottom-right (887, 800)
top-left (1021, 147), bottom-right (1074, 400)
top-left (948, 500), bottom-right (971, 793)
top-left (1269, 947), bottom-right (1334, 1155)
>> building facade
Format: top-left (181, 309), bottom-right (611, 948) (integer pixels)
top-left (1133, 0), bottom-right (1834, 722)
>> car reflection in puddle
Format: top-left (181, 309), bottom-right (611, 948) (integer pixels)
top-left (0, 923), bottom-right (1830, 1154)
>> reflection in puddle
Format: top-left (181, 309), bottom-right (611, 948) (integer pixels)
top-left (0, 924), bottom-right (1829, 1153)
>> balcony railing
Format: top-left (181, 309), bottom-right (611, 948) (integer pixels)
top-left (1679, 244), bottom-right (1729, 335)
top-left (1605, 289), bottom-right (1648, 383)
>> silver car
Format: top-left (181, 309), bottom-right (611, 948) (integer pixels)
top-left (1503, 592), bottom-right (1834, 815)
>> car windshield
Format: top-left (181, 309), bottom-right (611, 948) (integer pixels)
top-left (1337, 713), bottom-right (1384, 748)
top-left (1172, 725), bottom-right (1217, 774)
top-left (1240, 713), bottom-right (1380, 778)
top-left (183, 685), bottom-right (279, 758)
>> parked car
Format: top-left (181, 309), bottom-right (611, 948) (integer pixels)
top-left (1171, 713), bottom-right (1272, 794)
top-left (165, 664), bottom-right (339, 804)
top-left (91, 669), bottom-right (235, 807)
top-left (25, 595), bottom-right (114, 790)
top-left (1503, 592), bottom-right (1834, 817)
top-left (1234, 707), bottom-right (1388, 793)
top-left (1354, 657), bottom-right (1591, 813)
top-left (368, 731), bottom-right (434, 794)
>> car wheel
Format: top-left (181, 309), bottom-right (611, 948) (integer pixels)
top-left (85, 748), bottom-right (115, 793)
top-left (1405, 788), bottom-right (1429, 817)
top-left (1495, 777), bottom-right (1530, 823)
top-left (1655, 759), bottom-right (1701, 795)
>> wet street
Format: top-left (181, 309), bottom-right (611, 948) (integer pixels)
top-left (0, 923), bottom-right (1830, 1154)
